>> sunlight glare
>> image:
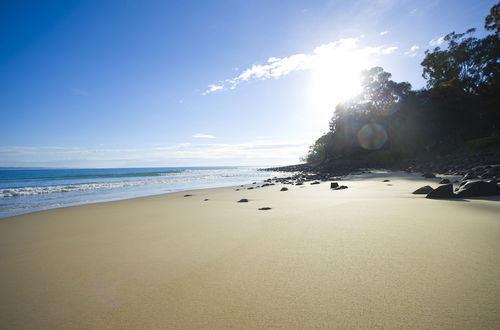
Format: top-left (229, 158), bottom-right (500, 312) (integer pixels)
top-left (307, 45), bottom-right (373, 132)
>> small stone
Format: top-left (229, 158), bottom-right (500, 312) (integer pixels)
top-left (237, 199), bottom-right (249, 203)
top-left (383, 179), bottom-right (390, 182)
top-left (310, 181), bottom-right (320, 185)
top-left (247, 187), bottom-right (254, 190)
top-left (184, 194), bottom-right (192, 197)
top-left (280, 187), bottom-right (288, 191)
top-left (204, 199), bottom-right (209, 201)
top-left (330, 182), bottom-right (339, 189)
top-left (258, 207), bottom-right (272, 210)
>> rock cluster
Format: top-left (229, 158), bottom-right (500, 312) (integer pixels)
top-left (415, 178), bottom-right (500, 199)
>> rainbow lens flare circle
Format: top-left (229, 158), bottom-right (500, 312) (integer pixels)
top-left (357, 123), bottom-right (388, 150)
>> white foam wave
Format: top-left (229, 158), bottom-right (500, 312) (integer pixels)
top-left (1, 168), bottom-right (284, 198)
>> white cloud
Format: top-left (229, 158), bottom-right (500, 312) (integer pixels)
top-left (404, 45), bottom-right (420, 57)
top-left (380, 31), bottom-right (389, 35)
top-left (203, 37), bottom-right (400, 95)
top-left (381, 46), bottom-right (398, 55)
top-left (429, 35), bottom-right (446, 47)
top-left (202, 84), bottom-right (224, 95)
top-left (192, 133), bottom-right (216, 139)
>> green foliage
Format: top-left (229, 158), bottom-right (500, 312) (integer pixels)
top-left (485, 2), bottom-right (500, 34)
top-left (465, 135), bottom-right (500, 153)
top-left (306, 2), bottom-right (500, 164)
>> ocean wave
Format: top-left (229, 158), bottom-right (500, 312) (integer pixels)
top-left (1, 178), bottom-right (184, 197)
top-left (0, 168), bottom-right (280, 198)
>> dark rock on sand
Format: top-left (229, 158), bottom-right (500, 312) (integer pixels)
top-left (258, 207), bottom-right (272, 210)
top-left (204, 199), bottom-right (209, 201)
top-left (439, 178), bottom-right (451, 184)
top-left (238, 199), bottom-right (249, 203)
top-left (330, 182), bottom-right (339, 189)
top-left (310, 181), bottom-right (320, 185)
top-left (332, 185), bottom-right (348, 190)
top-left (184, 194), bottom-right (192, 197)
top-left (413, 185), bottom-right (434, 194)
top-left (383, 179), bottom-right (390, 182)
top-left (455, 181), bottom-right (500, 198)
top-left (247, 187), bottom-right (254, 190)
top-left (426, 184), bottom-right (454, 199)
top-left (280, 187), bottom-right (288, 191)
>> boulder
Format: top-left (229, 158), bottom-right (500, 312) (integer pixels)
top-left (280, 187), bottom-right (288, 191)
top-left (455, 181), bottom-right (500, 198)
top-left (426, 184), bottom-right (455, 199)
top-left (413, 185), bottom-right (433, 194)
top-left (330, 182), bottom-right (339, 189)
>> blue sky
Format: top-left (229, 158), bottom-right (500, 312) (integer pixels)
top-left (0, 0), bottom-right (496, 167)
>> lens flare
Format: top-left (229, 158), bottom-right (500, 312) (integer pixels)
top-left (357, 123), bottom-right (388, 150)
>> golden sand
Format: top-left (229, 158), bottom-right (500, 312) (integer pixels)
top-left (1, 171), bottom-right (499, 329)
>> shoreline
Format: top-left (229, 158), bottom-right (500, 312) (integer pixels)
top-left (0, 184), bottom-right (245, 220)
top-left (0, 167), bottom-right (286, 219)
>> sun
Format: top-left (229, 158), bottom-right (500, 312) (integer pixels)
top-left (306, 49), bottom-right (372, 130)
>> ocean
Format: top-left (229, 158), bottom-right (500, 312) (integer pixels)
top-left (0, 167), bottom-right (284, 218)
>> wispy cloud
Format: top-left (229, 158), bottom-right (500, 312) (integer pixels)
top-left (203, 37), bottom-right (400, 95)
top-left (429, 35), bottom-right (446, 47)
top-left (381, 46), bottom-right (398, 55)
top-left (202, 84), bottom-right (224, 95)
top-left (404, 45), bottom-right (420, 57)
top-left (192, 133), bottom-right (216, 139)
top-left (379, 31), bottom-right (389, 35)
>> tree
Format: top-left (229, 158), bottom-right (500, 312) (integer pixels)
top-left (421, 29), bottom-right (484, 93)
top-left (360, 67), bottom-right (412, 115)
top-left (485, 2), bottom-right (500, 34)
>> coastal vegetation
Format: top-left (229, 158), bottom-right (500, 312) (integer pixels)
top-left (306, 2), bottom-right (500, 165)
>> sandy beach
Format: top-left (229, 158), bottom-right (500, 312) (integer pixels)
top-left (1, 171), bottom-right (499, 329)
